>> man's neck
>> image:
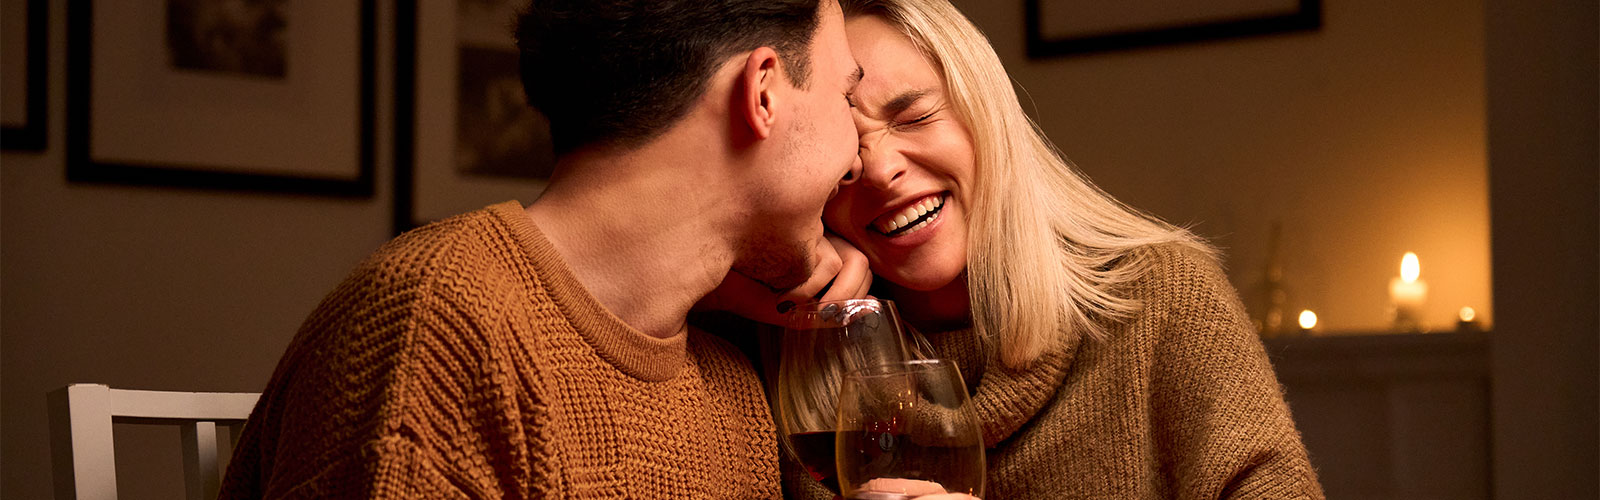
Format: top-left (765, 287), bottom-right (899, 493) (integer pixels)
top-left (524, 147), bottom-right (740, 340)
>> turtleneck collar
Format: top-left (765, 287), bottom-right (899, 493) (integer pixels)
top-left (922, 325), bottom-right (1080, 447)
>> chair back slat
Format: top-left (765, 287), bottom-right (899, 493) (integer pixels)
top-left (180, 421), bottom-right (222, 500)
top-left (109, 389), bottom-right (258, 421)
top-left (49, 383), bottom-right (260, 500)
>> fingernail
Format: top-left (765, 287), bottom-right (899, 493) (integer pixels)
top-left (777, 301), bottom-right (796, 314)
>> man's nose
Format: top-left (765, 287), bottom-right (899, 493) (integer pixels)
top-left (839, 152), bottom-right (863, 186)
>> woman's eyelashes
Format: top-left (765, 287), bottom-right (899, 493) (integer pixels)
top-left (896, 110), bottom-right (936, 128)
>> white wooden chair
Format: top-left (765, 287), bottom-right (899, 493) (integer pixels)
top-left (48, 383), bottom-right (260, 500)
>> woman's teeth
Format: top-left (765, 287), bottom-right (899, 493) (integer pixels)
top-left (874, 195), bottom-right (944, 236)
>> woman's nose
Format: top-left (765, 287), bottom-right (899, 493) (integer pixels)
top-left (858, 143), bottom-right (908, 188)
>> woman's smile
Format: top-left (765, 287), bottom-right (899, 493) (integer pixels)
top-left (871, 193), bottom-right (946, 237)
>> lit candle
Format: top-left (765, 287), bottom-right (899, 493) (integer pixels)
top-left (1457, 306), bottom-right (1482, 332)
top-left (1389, 252), bottom-right (1428, 331)
top-left (1297, 309), bottom-right (1318, 335)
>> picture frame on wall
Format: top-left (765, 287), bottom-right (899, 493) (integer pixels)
top-left (66, 0), bottom-right (375, 196)
top-left (394, 0), bottom-right (554, 233)
top-left (1026, 0), bottom-right (1322, 58)
top-left (2, 0), bottom-right (48, 151)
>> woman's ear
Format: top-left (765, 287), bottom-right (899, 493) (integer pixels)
top-left (737, 47), bottom-right (782, 140)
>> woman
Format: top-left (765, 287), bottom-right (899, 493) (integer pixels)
top-left (791, 0), bottom-right (1327, 498)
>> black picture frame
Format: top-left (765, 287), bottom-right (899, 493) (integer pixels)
top-left (1026, 0), bottom-right (1322, 58)
top-left (65, 0), bottom-right (375, 197)
top-left (393, 0), bottom-right (553, 234)
top-left (2, 0), bottom-right (48, 151)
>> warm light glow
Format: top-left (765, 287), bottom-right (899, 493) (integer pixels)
top-left (1298, 310), bottom-right (1318, 330)
top-left (1400, 252), bottom-right (1421, 282)
top-left (1459, 307), bottom-right (1477, 322)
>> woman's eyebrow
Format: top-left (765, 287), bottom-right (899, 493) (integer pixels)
top-left (880, 88), bottom-right (933, 117)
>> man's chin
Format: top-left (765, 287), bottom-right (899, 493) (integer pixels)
top-left (731, 253), bottom-right (813, 293)
top-left (733, 234), bottom-right (820, 292)
top-left (732, 264), bottom-right (810, 293)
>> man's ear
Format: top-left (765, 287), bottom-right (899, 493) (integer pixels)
top-left (738, 47), bottom-right (782, 140)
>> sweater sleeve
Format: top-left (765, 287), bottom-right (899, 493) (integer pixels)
top-left (1143, 246), bottom-right (1325, 500)
top-left (221, 257), bottom-right (558, 500)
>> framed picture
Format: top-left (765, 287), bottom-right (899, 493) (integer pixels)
top-left (1026, 0), bottom-right (1321, 58)
top-left (66, 0), bottom-right (375, 196)
top-left (395, 0), bottom-right (554, 233)
top-left (2, 0), bottom-right (48, 150)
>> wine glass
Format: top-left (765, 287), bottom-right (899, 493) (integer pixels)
top-left (776, 299), bottom-right (919, 495)
top-left (836, 359), bottom-right (985, 499)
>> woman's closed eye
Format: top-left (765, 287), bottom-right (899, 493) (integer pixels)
top-left (895, 110), bottom-right (937, 129)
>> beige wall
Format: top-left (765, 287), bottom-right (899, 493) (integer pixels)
top-left (951, 0), bottom-right (1491, 333)
top-left (2, 2), bottom-right (397, 498)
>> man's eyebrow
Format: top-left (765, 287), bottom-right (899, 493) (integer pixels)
top-left (882, 88), bottom-right (932, 117)
top-left (848, 65), bottom-right (864, 88)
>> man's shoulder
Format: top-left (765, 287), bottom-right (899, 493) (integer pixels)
top-left (293, 205), bottom-right (555, 353)
top-left (352, 205), bottom-right (538, 295)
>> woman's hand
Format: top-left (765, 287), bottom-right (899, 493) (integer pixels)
top-left (813, 232), bottom-right (874, 302)
top-left (694, 233), bottom-right (872, 326)
top-left (854, 478), bottom-right (979, 499)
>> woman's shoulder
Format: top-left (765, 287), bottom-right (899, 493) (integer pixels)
top-left (1121, 242), bottom-right (1230, 294)
top-left (1116, 242), bottom-right (1250, 336)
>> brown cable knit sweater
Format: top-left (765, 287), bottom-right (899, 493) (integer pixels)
top-left (220, 202), bottom-right (782, 499)
top-left (786, 244), bottom-right (1323, 499)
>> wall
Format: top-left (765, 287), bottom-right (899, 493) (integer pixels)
top-left (950, 0), bottom-right (1491, 333)
top-left (1, 1), bottom-right (398, 499)
top-left (1485, 0), bottom-right (1600, 496)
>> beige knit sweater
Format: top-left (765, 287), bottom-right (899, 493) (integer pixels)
top-left (220, 202), bottom-right (782, 499)
top-left (787, 244), bottom-right (1323, 499)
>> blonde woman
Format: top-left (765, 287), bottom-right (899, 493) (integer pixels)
top-left (784, 0), bottom-right (1329, 497)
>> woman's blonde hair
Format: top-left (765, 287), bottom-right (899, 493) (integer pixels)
top-left (840, 0), bottom-right (1212, 368)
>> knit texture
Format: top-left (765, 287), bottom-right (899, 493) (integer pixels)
top-left (219, 201), bottom-right (782, 499)
top-left (787, 243), bottom-right (1324, 499)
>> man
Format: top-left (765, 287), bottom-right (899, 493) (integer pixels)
top-left (219, 0), bottom-right (863, 497)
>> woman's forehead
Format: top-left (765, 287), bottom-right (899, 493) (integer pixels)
top-left (846, 18), bottom-right (943, 104)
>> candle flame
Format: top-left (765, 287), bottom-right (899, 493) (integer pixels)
top-left (1459, 307), bottom-right (1476, 322)
top-left (1298, 310), bottom-right (1318, 329)
top-left (1400, 252), bottom-right (1421, 282)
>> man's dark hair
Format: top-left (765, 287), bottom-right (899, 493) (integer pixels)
top-left (516, 0), bottom-right (823, 156)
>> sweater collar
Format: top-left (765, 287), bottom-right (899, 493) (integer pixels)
top-left (923, 326), bottom-right (1079, 447)
top-left (490, 201), bottom-right (688, 382)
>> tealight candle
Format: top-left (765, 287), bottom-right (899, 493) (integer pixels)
top-left (1389, 252), bottom-right (1428, 331)
top-left (1297, 309), bottom-right (1318, 335)
top-left (1457, 306), bottom-right (1482, 332)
